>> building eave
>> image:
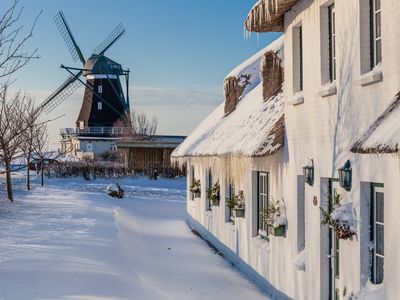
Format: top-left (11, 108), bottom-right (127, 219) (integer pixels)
top-left (244, 0), bottom-right (300, 32)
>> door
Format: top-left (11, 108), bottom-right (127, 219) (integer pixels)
top-left (371, 184), bottom-right (384, 284)
top-left (328, 179), bottom-right (340, 300)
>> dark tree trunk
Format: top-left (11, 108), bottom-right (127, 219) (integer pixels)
top-left (26, 154), bottom-right (31, 190)
top-left (5, 159), bottom-right (13, 202)
top-left (41, 160), bottom-right (44, 187)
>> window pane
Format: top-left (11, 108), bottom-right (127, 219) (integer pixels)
top-left (376, 224), bottom-right (384, 255)
top-left (376, 39), bottom-right (382, 64)
top-left (258, 173), bottom-right (268, 233)
top-left (376, 12), bottom-right (381, 38)
top-left (375, 255), bottom-right (384, 284)
top-left (299, 26), bottom-right (303, 91)
top-left (376, 192), bottom-right (384, 223)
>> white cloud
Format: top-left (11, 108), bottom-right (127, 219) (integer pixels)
top-left (130, 85), bottom-right (223, 107)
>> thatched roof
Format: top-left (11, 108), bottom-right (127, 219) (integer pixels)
top-left (351, 92), bottom-right (400, 154)
top-left (245, 0), bottom-right (300, 32)
top-left (171, 37), bottom-right (285, 159)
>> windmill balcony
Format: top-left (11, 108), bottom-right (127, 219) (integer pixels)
top-left (60, 127), bottom-right (134, 137)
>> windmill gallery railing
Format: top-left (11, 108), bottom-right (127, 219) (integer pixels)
top-left (60, 127), bottom-right (134, 137)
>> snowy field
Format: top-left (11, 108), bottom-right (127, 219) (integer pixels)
top-left (0, 175), bottom-right (269, 300)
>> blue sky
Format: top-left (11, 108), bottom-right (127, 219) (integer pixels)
top-left (2, 0), bottom-right (281, 143)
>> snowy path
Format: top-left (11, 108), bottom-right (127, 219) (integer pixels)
top-left (0, 177), bottom-right (269, 300)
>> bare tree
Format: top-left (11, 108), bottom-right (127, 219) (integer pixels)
top-left (135, 112), bottom-right (158, 136)
top-left (114, 110), bottom-right (158, 138)
top-left (32, 123), bottom-right (48, 187)
top-left (0, 0), bottom-right (41, 79)
top-left (0, 1), bottom-right (41, 201)
top-left (0, 85), bottom-right (38, 201)
top-left (19, 99), bottom-right (41, 190)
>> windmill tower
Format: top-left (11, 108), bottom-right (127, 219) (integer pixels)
top-left (40, 11), bottom-right (131, 158)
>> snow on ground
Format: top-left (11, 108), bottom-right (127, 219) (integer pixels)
top-left (0, 175), bottom-right (270, 300)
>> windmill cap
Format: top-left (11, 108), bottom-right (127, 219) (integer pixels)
top-left (83, 54), bottom-right (123, 76)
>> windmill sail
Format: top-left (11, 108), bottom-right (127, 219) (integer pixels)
top-left (93, 23), bottom-right (125, 56)
top-left (54, 11), bottom-right (85, 64)
top-left (40, 72), bottom-right (83, 114)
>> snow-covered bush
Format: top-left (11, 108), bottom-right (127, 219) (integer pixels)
top-left (189, 179), bottom-right (201, 195)
top-left (261, 199), bottom-right (287, 228)
top-left (206, 182), bottom-right (220, 205)
top-left (106, 183), bottom-right (124, 199)
top-left (52, 161), bottom-right (127, 180)
top-left (321, 191), bottom-right (357, 240)
top-left (226, 190), bottom-right (245, 210)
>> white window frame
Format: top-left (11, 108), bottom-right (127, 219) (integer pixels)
top-left (292, 25), bottom-right (304, 93)
top-left (97, 101), bottom-right (102, 110)
top-left (328, 4), bottom-right (336, 81)
top-left (206, 169), bottom-right (212, 211)
top-left (227, 183), bottom-right (235, 222)
top-left (190, 165), bottom-right (195, 201)
top-left (371, 0), bottom-right (382, 67)
top-left (98, 85), bottom-right (103, 94)
top-left (258, 172), bottom-right (269, 238)
top-left (372, 184), bottom-right (384, 284)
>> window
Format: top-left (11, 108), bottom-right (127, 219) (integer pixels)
top-left (207, 169), bottom-right (212, 211)
top-left (190, 165), bottom-right (195, 200)
top-left (98, 85), bottom-right (103, 94)
top-left (293, 25), bottom-right (304, 92)
top-left (258, 172), bottom-right (269, 237)
top-left (227, 183), bottom-right (235, 222)
top-left (328, 4), bottom-right (336, 81)
top-left (371, 184), bottom-right (384, 284)
top-left (97, 102), bottom-right (102, 110)
top-left (371, 0), bottom-right (382, 67)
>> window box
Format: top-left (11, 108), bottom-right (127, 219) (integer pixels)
top-left (261, 198), bottom-right (287, 237)
top-left (268, 225), bottom-right (286, 237)
top-left (233, 207), bottom-right (245, 218)
top-left (207, 182), bottom-right (220, 207)
top-left (189, 179), bottom-right (201, 199)
top-left (193, 191), bottom-right (201, 198)
top-left (226, 189), bottom-right (245, 221)
top-left (210, 198), bottom-right (220, 206)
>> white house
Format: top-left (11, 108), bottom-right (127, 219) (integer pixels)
top-left (172, 0), bottom-right (400, 299)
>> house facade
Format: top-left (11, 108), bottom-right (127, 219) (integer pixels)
top-left (172, 0), bottom-right (400, 299)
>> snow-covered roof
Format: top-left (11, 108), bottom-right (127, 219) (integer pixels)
top-left (351, 92), bottom-right (400, 154)
top-left (245, 0), bottom-right (300, 32)
top-left (171, 37), bottom-right (285, 159)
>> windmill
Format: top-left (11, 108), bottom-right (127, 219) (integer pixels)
top-left (40, 11), bottom-right (130, 131)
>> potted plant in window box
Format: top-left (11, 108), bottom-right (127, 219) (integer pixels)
top-left (320, 191), bottom-right (356, 240)
top-left (189, 179), bottom-right (201, 198)
top-left (262, 199), bottom-right (287, 236)
top-left (207, 182), bottom-right (220, 206)
top-left (226, 191), bottom-right (245, 218)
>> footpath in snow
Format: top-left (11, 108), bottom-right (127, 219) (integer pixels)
top-left (0, 176), bottom-right (270, 300)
